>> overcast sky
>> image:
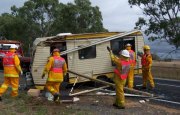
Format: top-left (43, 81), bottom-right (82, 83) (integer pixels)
top-left (0, 0), bottom-right (179, 58)
top-left (0, 0), bottom-right (143, 32)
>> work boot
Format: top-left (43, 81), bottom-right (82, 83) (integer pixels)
top-left (142, 86), bottom-right (147, 89)
top-left (53, 93), bottom-right (60, 102)
top-left (0, 96), bottom-right (2, 101)
top-left (113, 103), bottom-right (125, 109)
top-left (149, 86), bottom-right (155, 91)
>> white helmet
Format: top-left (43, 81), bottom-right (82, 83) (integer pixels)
top-left (125, 43), bottom-right (132, 47)
top-left (10, 44), bottom-right (18, 49)
top-left (121, 50), bottom-right (130, 57)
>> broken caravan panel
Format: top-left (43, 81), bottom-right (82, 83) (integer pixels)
top-left (31, 30), bottom-right (145, 89)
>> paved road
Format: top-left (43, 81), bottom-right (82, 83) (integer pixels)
top-left (1, 70), bottom-right (180, 107)
top-left (134, 76), bottom-right (180, 105)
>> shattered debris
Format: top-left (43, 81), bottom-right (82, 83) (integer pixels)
top-left (139, 100), bottom-right (146, 104)
top-left (73, 97), bottom-right (80, 102)
top-left (27, 89), bottom-right (40, 97)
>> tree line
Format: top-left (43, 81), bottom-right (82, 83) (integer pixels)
top-left (0, 0), bottom-right (107, 54)
top-left (128, 0), bottom-right (180, 49)
top-left (0, 0), bottom-right (179, 55)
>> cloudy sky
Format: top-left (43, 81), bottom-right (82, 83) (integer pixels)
top-left (1, 0), bottom-right (179, 58)
top-left (0, 0), bottom-right (143, 32)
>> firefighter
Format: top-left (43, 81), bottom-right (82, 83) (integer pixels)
top-left (108, 47), bottom-right (130, 109)
top-left (125, 43), bottom-right (136, 89)
top-left (141, 45), bottom-right (155, 89)
top-left (0, 44), bottom-right (23, 101)
top-left (41, 48), bottom-right (67, 102)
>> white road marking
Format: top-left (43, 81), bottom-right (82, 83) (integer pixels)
top-left (135, 76), bottom-right (180, 82)
top-left (156, 83), bottom-right (180, 88)
top-left (151, 98), bottom-right (180, 105)
top-left (136, 83), bottom-right (180, 88)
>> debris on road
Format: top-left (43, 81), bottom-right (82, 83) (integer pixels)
top-left (69, 86), bottom-right (109, 96)
top-left (73, 97), bottom-right (80, 102)
top-left (68, 70), bottom-right (154, 97)
top-left (27, 89), bottom-right (40, 97)
top-left (139, 100), bottom-right (146, 104)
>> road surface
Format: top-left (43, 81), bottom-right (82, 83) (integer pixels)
top-left (134, 76), bottom-right (180, 107)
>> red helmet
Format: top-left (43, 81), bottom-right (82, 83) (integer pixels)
top-left (53, 48), bottom-right (60, 52)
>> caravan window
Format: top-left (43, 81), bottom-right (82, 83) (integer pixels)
top-left (110, 37), bottom-right (135, 66)
top-left (78, 46), bottom-right (96, 59)
top-left (110, 38), bottom-right (124, 56)
top-left (110, 37), bottom-right (135, 56)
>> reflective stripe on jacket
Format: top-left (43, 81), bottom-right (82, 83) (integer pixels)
top-left (141, 54), bottom-right (151, 67)
top-left (114, 59), bottom-right (130, 80)
top-left (3, 52), bottom-right (20, 77)
top-left (47, 56), bottom-right (65, 82)
top-left (3, 52), bottom-right (15, 67)
top-left (129, 50), bottom-right (136, 65)
top-left (50, 56), bottom-right (65, 73)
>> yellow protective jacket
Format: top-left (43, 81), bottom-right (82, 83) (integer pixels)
top-left (3, 50), bottom-right (22, 77)
top-left (110, 53), bottom-right (122, 72)
top-left (128, 49), bottom-right (136, 67)
top-left (141, 53), bottom-right (152, 69)
top-left (43, 53), bottom-right (67, 82)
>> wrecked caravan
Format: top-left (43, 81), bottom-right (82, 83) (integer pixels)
top-left (31, 30), bottom-right (144, 89)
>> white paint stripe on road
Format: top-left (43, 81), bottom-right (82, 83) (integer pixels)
top-left (136, 84), bottom-right (143, 87)
top-left (151, 98), bottom-right (180, 105)
top-left (136, 83), bottom-right (180, 88)
top-left (135, 76), bottom-right (180, 82)
top-left (156, 83), bottom-right (180, 88)
top-left (154, 77), bottom-right (180, 82)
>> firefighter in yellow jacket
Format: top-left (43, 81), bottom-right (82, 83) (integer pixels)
top-left (42, 48), bottom-right (67, 102)
top-left (108, 47), bottom-right (130, 109)
top-left (125, 43), bottom-right (136, 89)
top-left (141, 45), bottom-right (155, 89)
top-left (0, 44), bottom-right (23, 101)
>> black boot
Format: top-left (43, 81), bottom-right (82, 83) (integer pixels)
top-left (142, 86), bottom-right (147, 89)
top-left (53, 93), bottom-right (60, 102)
top-left (0, 96), bottom-right (2, 101)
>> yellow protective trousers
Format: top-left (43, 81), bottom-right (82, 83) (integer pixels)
top-left (127, 66), bottom-right (134, 89)
top-left (142, 68), bottom-right (155, 88)
top-left (114, 75), bottom-right (126, 107)
top-left (0, 77), bottom-right (19, 97)
top-left (45, 81), bottom-right (61, 95)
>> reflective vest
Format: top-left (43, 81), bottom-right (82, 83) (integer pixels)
top-left (129, 50), bottom-right (136, 65)
top-left (141, 54), bottom-right (151, 67)
top-left (3, 52), bottom-right (15, 67)
top-left (50, 56), bottom-right (65, 73)
top-left (114, 59), bottom-right (130, 80)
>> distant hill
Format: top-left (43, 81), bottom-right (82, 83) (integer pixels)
top-left (144, 38), bottom-right (180, 59)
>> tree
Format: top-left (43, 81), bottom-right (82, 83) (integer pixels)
top-left (11, 0), bottom-right (59, 37)
top-left (0, 0), bottom-right (107, 54)
top-left (128, 0), bottom-right (180, 48)
top-left (52, 0), bottom-right (107, 34)
top-left (0, 13), bottom-right (30, 52)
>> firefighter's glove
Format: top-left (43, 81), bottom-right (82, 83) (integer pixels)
top-left (20, 71), bottom-right (23, 76)
top-left (41, 72), bottom-right (46, 79)
top-left (63, 72), bottom-right (67, 77)
top-left (63, 73), bottom-right (68, 82)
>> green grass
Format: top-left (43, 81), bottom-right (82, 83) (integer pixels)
top-left (33, 106), bottom-right (48, 115)
top-left (0, 90), bottom-right (95, 115)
